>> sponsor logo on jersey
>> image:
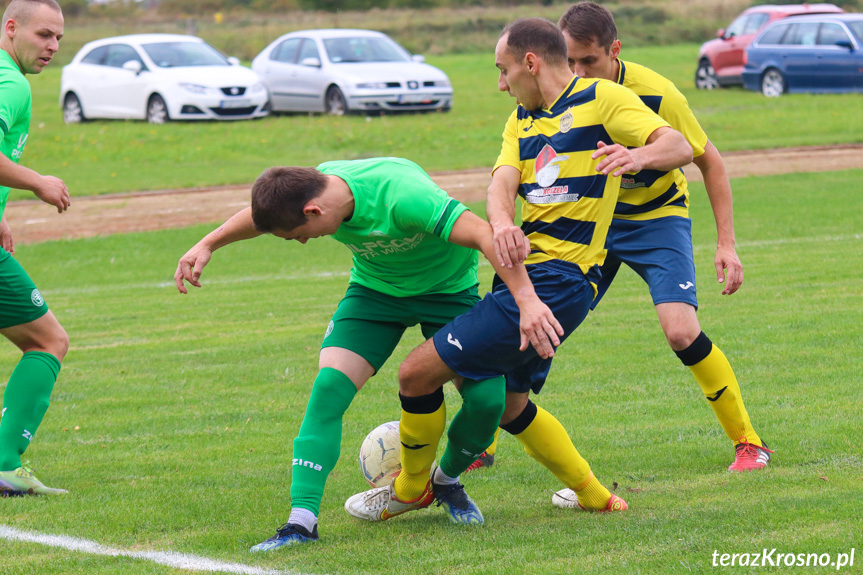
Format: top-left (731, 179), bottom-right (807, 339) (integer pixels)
top-left (346, 233), bottom-right (425, 260)
top-left (447, 333), bottom-right (462, 351)
top-left (534, 143), bottom-right (569, 188)
top-left (292, 458), bottom-right (323, 471)
top-left (31, 289), bottom-right (44, 306)
top-left (11, 134), bottom-right (28, 160)
top-left (22, 429), bottom-right (33, 442)
top-left (620, 176), bottom-right (647, 189)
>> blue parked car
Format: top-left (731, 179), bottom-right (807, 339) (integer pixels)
top-left (742, 13), bottom-right (863, 96)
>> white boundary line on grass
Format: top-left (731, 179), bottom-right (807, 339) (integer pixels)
top-left (0, 525), bottom-right (300, 575)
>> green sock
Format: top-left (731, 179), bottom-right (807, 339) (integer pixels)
top-left (0, 351), bottom-right (61, 471)
top-left (289, 367), bottom-right (357, 516)
top-left (440, 377), bottom-right (505, 478)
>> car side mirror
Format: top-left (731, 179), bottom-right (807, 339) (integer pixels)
top-left (716, 28), bottom-right (725, 39)
top-left (411, 54), bottom-right (426, 63)
top-left (300, 57), bottom-right (321, 68)
top-left (122, 60), bottom-right (142, 75)
top-left (227, 56), bottom-right (241, 66)
top-left (836, 40), bottom-right (854, 51)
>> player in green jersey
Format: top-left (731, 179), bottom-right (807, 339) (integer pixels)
top-left (0, 0), bottom-right (71, 497)
top-left (174, 157), bottom-right (560, 550)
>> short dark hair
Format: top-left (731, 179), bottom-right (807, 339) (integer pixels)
top-left (250, 166), bottom-right (328, 233)
top-left (559, 2), bottom-right (618, 53)
top-left (2, 0), bottom-right (62, 29)
top-left (500, 18), bottom-right (568, 67)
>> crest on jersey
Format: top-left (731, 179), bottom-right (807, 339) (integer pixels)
top-left (559, 110), bottom-right (573, 133)
top-left (535, 143), bottom-right (569, 188)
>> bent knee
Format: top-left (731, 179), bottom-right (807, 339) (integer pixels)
top-left (664, 326), bottom-right (700, 351)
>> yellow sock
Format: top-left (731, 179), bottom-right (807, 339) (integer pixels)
top-left (512, 404), bottom-right (593, 486)
top-left (393, 398), bottom-right (445, 501)
top-left (574, 472), bottom-right (612, 511)
top-left (485, 428), bottom-right (501, 456)
top-left (690, 345), bottom-right (761, 447)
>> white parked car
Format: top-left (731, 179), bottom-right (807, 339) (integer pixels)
top-left (60, 34), bottom-right (270, 124)
top-left (252, 29), bottom-right (452, 115)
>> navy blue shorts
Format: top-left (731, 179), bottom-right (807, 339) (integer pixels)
top-left (433, 260), bottom-right (595, 394)
top-left (592, 216), bottom-right (698, 310)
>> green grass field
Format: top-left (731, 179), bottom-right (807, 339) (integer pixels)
top-left (18, 44), bottom-right (863, 200)
top-left (1, 168), bottom-right (861, 574)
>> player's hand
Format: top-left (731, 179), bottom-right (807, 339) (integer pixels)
top-left (518, 298), bottom-right (564, 359)
top-left (33, 175), bottom-right (71, 213)
top-left (175, 244), bottom-right (213, 294)
top-left (0, 217), bottom-right (13, 254)
top-left (715, 245), bottom-right (743, 295)
top-left (492, 223), bottom-right (530, 268)
top-left (592, 140), bottom-right (643, 177)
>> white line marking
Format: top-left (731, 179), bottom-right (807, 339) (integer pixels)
top-left (0, 525), bottom-right (297, 575)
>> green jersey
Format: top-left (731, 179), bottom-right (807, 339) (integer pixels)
top-left (318, 158), bottom-right (478, 297)
top-left (0, 49), bottom-right (31, 219)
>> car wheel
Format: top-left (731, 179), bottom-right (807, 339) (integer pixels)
top-left (147, 94), bottom-right (170, 124)
top-left (63, 92), bottom-right (86, 124)
top-left (325, 86), bottom-right (347, 116)
top-left (760, 68), bottom-right (785, 98)
top-left (695, 60), bottom-right (719, 90)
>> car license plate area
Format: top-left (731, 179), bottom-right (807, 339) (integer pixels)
top-left (220, 99), bottom-right (251, 109)
top-left (397, 94), bottom-right (433, 104)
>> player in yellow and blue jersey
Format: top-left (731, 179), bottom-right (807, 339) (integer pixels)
top-left (549, 2), bottom-right (770, 487)
top-left (345, 18), bottom-right (693, 523)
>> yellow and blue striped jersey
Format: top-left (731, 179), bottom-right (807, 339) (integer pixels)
top-left (493, 76), bottom-right (669, 276)
top-left (614, 60), bottom-right (708, 221)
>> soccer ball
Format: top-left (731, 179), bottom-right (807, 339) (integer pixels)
top-left (359, 421), bottom-right (402, 488)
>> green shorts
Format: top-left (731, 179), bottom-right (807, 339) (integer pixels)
top-left (322, 283), bottom-right (480, 372)
top-left (0, 249), bottom-right (50, 330)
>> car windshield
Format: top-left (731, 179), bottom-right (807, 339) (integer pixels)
top-left (142, 42), bottom-right (230, 68)
top-left (847, 21), bottom-right (863, 42)
top-left (323, 37), bottom-right (410, 63)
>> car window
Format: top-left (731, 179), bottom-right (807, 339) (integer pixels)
top-left (758, 24), bottom-right (788, 45)
top-left (297, 39), bottom-right (320, 63)
top-left (80, 45), bottom-right (109, 66)
top-left (818, 23), bottom-right (851, 46)
top-left (142, 42), bottom-right (230, 68)
top-left (742, 13), bottom-right (769, 35)
top-left (322, 37), bottom-right (410, 63)
top-left (271, 38), bottom-right (301, 63)
top-left (105, 44), bottom-right (144, 69)
top-left (725, 14), bottom-right (747, 38)
top-left (848, 21), bottom-right (863, 43)
top-left (781, 22), bottom-right (821, 45)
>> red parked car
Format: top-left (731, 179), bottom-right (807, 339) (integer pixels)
top-left (695, 3), bottom-right (843, 89)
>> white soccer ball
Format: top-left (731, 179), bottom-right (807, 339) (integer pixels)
top-left (359, 421), bottom-right (402, 488)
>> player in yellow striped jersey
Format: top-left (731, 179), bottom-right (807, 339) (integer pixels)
top-left (345, 18), bottom-right (692, 522)
top-left (549, 3), bottom-right (771, 484)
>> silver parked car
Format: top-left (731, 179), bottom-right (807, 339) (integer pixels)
top-left (252, 29), bottom-right (453, 114)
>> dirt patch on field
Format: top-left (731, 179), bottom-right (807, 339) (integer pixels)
top-left (7, 144), bottom-right (863, 245)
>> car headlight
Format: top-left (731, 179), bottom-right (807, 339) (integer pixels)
top-left (356, 82), bottom-right (389, 90)
top-left (250, 82), bottom-right (266, 94)
top-left (179, 83), bottom-right (213, 95)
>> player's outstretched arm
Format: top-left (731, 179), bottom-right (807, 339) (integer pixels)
top-left (448, 210), bottom-right (563, 359)
top-left (174, 207), bottom-right (262, 294)
top-left (486, 165), bottom-right (530, 268)
top-left (593, 126), bottom-right (693, 177)
top-left (0, 154), bottom-right (71, 213)
top-left (693, 141), bottom-right (743, 295)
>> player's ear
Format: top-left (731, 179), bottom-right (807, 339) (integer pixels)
top-left (302, 202), bottom-right (323, 217)
top-left (610, 39), bottom-right (621, 60)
